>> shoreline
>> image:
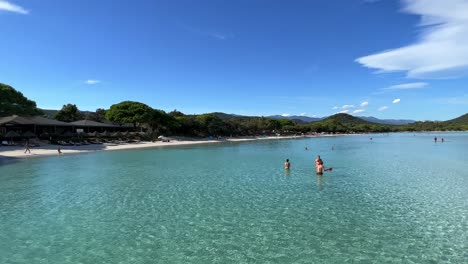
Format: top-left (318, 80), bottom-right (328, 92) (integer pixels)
top-left (0, 135), bottom-right (335, 160)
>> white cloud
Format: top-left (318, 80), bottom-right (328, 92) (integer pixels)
top-left (378, 106), bottom-right (389, 111)
top-left (299, 113), bottom-right (307, 116)
top-left (392, 98), bottom-right (401, 104)
top-left (85, 80), bottom-right (100, 85)
top-left (281, 113), bottom-right (291, 117)
top-left (353, 109), bottom-right (365, 114)
top-left (0, 0), bottom-right (28, 14)
top-left (332, 106), bottom-right (339, 110)
top-left (384, 82), bottom-right (428, 90)
top-left (337, 110), bottom-right (350, 114)
top-left (342, 104), bottom-right (355, 109)
top-left (360, 101), bottom-right (369, 107)
top-left (356, 0), bottom-right (468, 79)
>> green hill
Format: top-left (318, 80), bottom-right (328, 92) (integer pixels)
top-left (322, 113), bottom-right (375, 125)
top-left (444, 113), bottom-right (468, 124)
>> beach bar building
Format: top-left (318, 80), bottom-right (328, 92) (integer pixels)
top-left (69, 120), bottom-right (120, 133)
top-left (0, 115), bottom-right (72, 136)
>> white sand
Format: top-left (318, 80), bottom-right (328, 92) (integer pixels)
top-left (0, 135), bottom-right (321, 160)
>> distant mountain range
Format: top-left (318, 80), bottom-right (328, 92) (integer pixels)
top-left (267, 115), bottom-right (415, 125)
top-left (267, 115), bottom-right (322, 123)
top-left (358, 116), bottom-right (416, 125)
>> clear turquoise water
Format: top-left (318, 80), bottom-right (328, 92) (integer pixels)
top-left (0, 133), bottom-right (467, 263)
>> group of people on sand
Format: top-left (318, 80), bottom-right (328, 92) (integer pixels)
top-left (284, 155), bottom-right (330, 175)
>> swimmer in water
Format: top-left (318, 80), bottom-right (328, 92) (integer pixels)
top-left (284, 159), bottom-right (291, 169)
top-left (316, 161), bottom-right (324, 175)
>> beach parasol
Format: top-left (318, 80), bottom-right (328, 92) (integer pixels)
top-left (87, 131), bottom-right (98, 137)
top-left (100, 131), bottom-right (110, 137)
top-left (5, 131), bottom-right (21, 138)
top-left (62, 131), bottom-right (76, 137)
top-left (111, 131), bottom-right (122, 137)
top-left (4, 130), bottom-right (21, 144)
top-left (22, 131), bottom-right (37, 138)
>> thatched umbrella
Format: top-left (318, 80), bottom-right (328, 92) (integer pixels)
top-left (62, 131), bottom-right (76, 137)
top-left (111, 131), bottom-right (122, 138)
top-left (100, 131), bottom-right (110, 137)
top-left (22, 131), bottom-right (37, 138)
top-left (5, 131), bottom-right (21, 138)
top-left (87, 131), bottom-right (98, 137)
top-left (4, 130), bottom-right (21, 144)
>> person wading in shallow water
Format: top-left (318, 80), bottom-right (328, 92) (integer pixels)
top-left (284, 159), bottom-right (291, 169)
top-left (315, 155), bottom-right (322, 168)
top-left (316, 161), bottom-right (324, 175)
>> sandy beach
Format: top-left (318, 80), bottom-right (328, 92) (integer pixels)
top-left (0, 135), bottom-right (324, 160)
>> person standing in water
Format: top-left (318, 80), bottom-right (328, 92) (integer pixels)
top-left (316, 161), bottom-right (324, 175)
top-left (315, 155), bottom-right (322, 168)
top-left (441, 138), bottom-right (444, 143)
top-left (284, 159), bottom-right (291, 169)
top-left (434, 136), bottom-right (437, 143)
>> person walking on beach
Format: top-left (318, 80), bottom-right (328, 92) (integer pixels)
top-left (58, 147), bottom-right (62, 155)
top-left (24, 140), bottom-right (31, 154)
top-left (284, 159), bottom-right (291, 169)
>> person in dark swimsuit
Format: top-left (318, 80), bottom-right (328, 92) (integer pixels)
top-left (284, 159), bottom-right (291, 169)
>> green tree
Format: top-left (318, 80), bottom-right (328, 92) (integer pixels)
top-left (0, 83), bottom-right (43, 117)
top-left (54, 104), bottom-right (84, 122)
top-left (148, 109), bottom-right (178, 134)
top-left (106, 101), bottom-right (153, 128)
top-left (88, 108), bottom-right (107, 122)
top-left (196, 114), bottom-right (226, 136)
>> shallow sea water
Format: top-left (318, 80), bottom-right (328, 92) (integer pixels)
top-left (0, 133), bottom-right (467, 263)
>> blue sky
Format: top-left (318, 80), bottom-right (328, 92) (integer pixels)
top-left (1, 0), bottom-right (467, 120)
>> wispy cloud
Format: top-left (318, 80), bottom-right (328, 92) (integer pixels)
top-left (378, 106), bottom-right (389, 111)
top-left (353, 109), bottom-right (365, 114)
top-left (356, 0), bottom-right (468, 79)
top-left (383, 82), bottom-right (428, 90)
top-left (299, 113), bottom-right (307, 116)
top-left (85, 80), bottom-right (100, 85)
top-left (360, 101), bottom-right (369, 107)
top-left (342, 104), bottom-right (355, 109)
top-left (208, 32), bottom-right (234, 40)
top-left (436, 94), bottom-right (468, 105)
top-left (281, 113), bottom-right (291, 117)
top-left (0, 0), bottom-right (28, 14)
top-left (332, 106), bottom-right (339, 110)
top-left (180, 23), bottom-right (234, 41)
top-left (392, 98), bottom-right (401, 104)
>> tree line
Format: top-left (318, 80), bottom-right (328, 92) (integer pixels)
top-left (1, 83), bottom-right (467, 136)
